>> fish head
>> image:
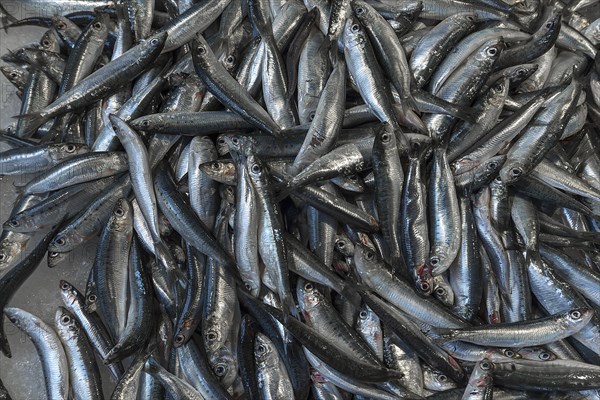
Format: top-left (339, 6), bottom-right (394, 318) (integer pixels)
top-left (351, 0), bottom-right (376, 25)
top-left (254, 332), bottom-right (277, 366)
top-left (476, 38), bottom-right (505, 65)
top-left (54, 307), bottom-right (79, 338)
top-left (353, 243), bottom-right (381, 279)
top-left (499, 161), bottom-right (525, 184)
top-left (59, 280), bottom-right (80, 307)
top-left (210, 347), bottom-right (238, 389)
top-left (51, 143), bottom-right (89, 162)
top-left (432, 275), bottom-right (454, 306)
top-left (0, 236), bottom-right (28, 270)
top-left (343, 18), bottom-right (368, 50)
top-left (516, 347), bottom-right (556, 361)
top-left (559, 307), bottom-right (594, 330)
top-left (296, 278), bottom-right (325, 314)
top-left (414, 263), bottom-right (434, 296)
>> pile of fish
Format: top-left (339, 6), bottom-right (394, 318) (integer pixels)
top-left (1, 0), bottom-right (600, 398)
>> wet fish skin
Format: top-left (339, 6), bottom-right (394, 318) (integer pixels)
top-left (5, 307), bottom-right (69, 400)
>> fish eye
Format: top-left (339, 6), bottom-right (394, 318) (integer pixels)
top-left (66, 144), bottom-right (76, 152)
top-left (10, 72), bottom-right (17, 78)
top-left (150, 38), bottom-right (159, 45)
top-left (351, 24), bottom-right (360, 33)
top-left (381, 132), bottom-right (391, 143)
top-left (251, 163), bottom-right (262, 174)
top-left (42, 40), bottom-right (51, 47)
top-left (504, 349), bottom-right (515, 357)
top-left (364, 249), bottom-right (374, 260)
top-left (218, 137), bottom-right (226, 145)
top-left (60, 315), bottom-right (71, 325)
top-left (231, 137), bottom-right (239, 145)
top-left (114, 207), bottom-right (124, 217)
top-left (141, 120), bottom-right (150, 127)
top-left (0, 253), bottom-right (6, 261)
top-left (545, 21), bottom-right (553, 28)
top-left (438, 374), bottom-right (448, 382)
top-left (304, 282), bottom-right (314, 291)
top-left (359, 310), bottom-right (368, 319)
top-left (207, 332), bottom-right (217, 341)
top-left (256, 344), bottom-right (267, 355)
top-left (8, 218), bottom-right (19, 227)
top-left (420, 282), bottom-right (430, 292)
top-left (56, 21), bottom-right (67, 29)
top-left (336, 240), bottom-right (345, 249)
top-left (93, 22), bottom-right (102, 30)
top-left (517, 69), bottom-right (526, 76)
top-left (54, 236), bottom-right (66, 246)
top-left (466, 15), bottom-right (474, 21)
top-left (88, 294), bottom-right (97, 303)
top-left (61, 282), bottom-right (70, 290)
top-left (244, 282), bottom-right (253, 290)
top-left (197, 46), bottom-right (207, 55)
top-left (49, 252), bottom-right (60, 258)
top-left (355, 7), bottom-right (365, 14)
top-left (487, 162), bottom-right (497, 170)
top-left (211, 162), bottom-right (221, 170)
top-left (511, 168), bottom-right (522, 177)
top-left (430, 256), bottom-right (440, 266)
top-left (570, 310), bottom-right (582, 319)
top-left (175, 334), bottom-right (185, 344)
top-left (214, 364), bottom-right (227, 376)
top-left (309, 112), bottom-right (316, 121)
top-left (435, 287), bottom-right (445, 296)
top-left (226, 55), bottom-right (235, 64)
top-left (539, 352), bottom-right (551, 360)
top-left (480, 361), bottom-right (492, 370)
top-left (487, 47), bottom-right (497, 56)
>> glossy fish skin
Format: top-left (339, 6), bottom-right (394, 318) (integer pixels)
top-left (461, 359), bottom-right (494, 400)
top-left (0, 194), bottom-right (44, 272)
top-left (59, 281), bottom-right (124, 379)
top-left (500, 79), bottom-right (581, 185)
top-left (93, 198), bottom-right (132, 341)
top-left (441, 308), bottom-right (593, 347)
top-left (410, 13), bottom-right (476, 88)
top-left (424, 37), bottom-right (504, 145)
top-left (157, 0), bottom-right (233, 53)
top-left (18, 32), bottom-right (168, 134)
top-left (428, 146), bottom-right (461, 276)
top-left (48, 175), bottom-right (132, 253)
top-left (54, 307), bottom-right (104, 400)
top-left (20, 151), bottom-right (128, 195)
top-left (0, 229), bottom-right (57, 358)
top-left (192, 34), bottom-right (282, 136)
top-left (297, 27), bottom-right (330, 125)
top-left (291, 58), bottom-right (346, 174)
top-left (255, 332), bottom-right (295, 400)
top-left (401, 138), bottom-right (432, 294)
top-left (353, 0), bottom-right (415, 111)
top-left (372, 123), bottom-right (405, 274)
top-left (354, 244), bottom-right (467, 328)
top-left (154, 162), bottom-right (234, 267)
top-left (247, 154), bottom-right (296, 317)
top-left (104, 238), bottom-right (154, 363)
top-left (14, 68), bottom-right (57, 138)
top-left (492, 359), bottom-right (600, 391)
top-left (0, 143), bottom-right (88, 175)
top-left (188, 137), bottom-right (219, 233)
top-left (4, 307), bottom-right (69, 400)
top-left (343, 17), bottom-right (403, 145)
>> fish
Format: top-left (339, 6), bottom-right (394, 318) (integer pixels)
top-left (0, 1), bottom-right (600, 397)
